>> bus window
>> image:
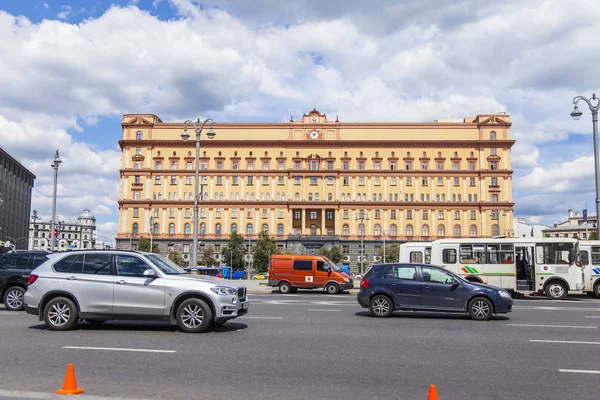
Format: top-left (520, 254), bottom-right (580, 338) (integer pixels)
top-left (580, 250), bottom-right (590, 266)
top-left (442, 249), bottom-right (457, 264)
top-left (592, 247), bottom-right (600, 265)
top-left (425, 247), bottom-right (432, 264)
top-left (473, 245), bottom-right (487, 264)
top-left (410, 251), bottom-right (423, 263)
top-left (488, 244), bottom-right (514, 264)
top-left (535, 243), bottom-right (573, 264)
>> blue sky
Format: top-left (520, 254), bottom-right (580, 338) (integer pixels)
top-left (0, 0), bottom-right (599, 243)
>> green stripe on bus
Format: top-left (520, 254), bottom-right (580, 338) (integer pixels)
top-left (480, 273), bottom-right (516, 276)
top-left (536, 273), bottom-right (555, 276)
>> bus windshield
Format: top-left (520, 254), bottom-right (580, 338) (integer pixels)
top-left (535, 242), bottom-right (574, 265)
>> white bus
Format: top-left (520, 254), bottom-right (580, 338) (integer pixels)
top-left (430, 238), bottom-right (584, 300)
top-left (399, 242), bottom-right (432, 264)
top-left (578, 240), bottom-right (600, 298)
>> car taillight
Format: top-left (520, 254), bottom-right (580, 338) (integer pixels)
top-left (28, 274), bottom-right (38, 285)
top-left (360, 278), bottom-right (369, 288)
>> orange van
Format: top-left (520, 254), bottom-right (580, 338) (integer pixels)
top-left (268, 254), bottom-right (353, 294)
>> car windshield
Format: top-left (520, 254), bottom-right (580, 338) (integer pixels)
top-left (146, 254), bottom-right (185, 275)
top-left (322, 257), bottom-right (341, 272)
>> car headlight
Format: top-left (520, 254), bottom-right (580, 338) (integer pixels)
top-left (344, 277), bottom-right (350, 283)
top-left (498, 290), bottom-right (512, 299)
top-left (211, 286), bottom-right (238, 296)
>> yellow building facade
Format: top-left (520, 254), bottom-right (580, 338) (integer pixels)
top-left (117, 110), bottom-right (514, 268)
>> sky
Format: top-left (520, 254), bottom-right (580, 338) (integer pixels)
top-left (0, 0), bottom-right (599, 244)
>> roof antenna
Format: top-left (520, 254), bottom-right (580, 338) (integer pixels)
top-left (313, 101), bottom-right (316, 111)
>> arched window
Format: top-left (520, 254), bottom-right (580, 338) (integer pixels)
top-left (458, 194), bottom-right (462, 202)
top-left (246, 193), bottom-right (250, 201)
top-left (328, 193), bottom-right (333, 201)
top-left (436, 194), bottom-right (440, 202)
top-left (454, 210), bottom-right (460, 219)
top-left (438, 224), bottom-right (445, 237)
top-left (276, 193), bottom-right (281, 201)
top-left (378, 194), bottom-right (382, 201)
top-left (184, 193), bottom-right (188, 200)
top-left (474, 194), bottom-right (478, 202)
top-left (184, 223), bottom-right (190, 234)
top-left (406, 224), bottom-right (413, 237)
top-left (452, 194), bottom-right (456, 202)
top-left (169, 192), bottom-right (173, 200)
top-left (136, 131), bottom-right (142, 140)
top-left (389, 194), bottom-right (393, 202)
top-left (342, 224), bottom-right (349, 235)
top-left (491, 224), bottom-right (499, 236)
top-left (422, 224), bottom-right (429, 237)
top-left (282, 193), bottom-right (286, 201)
top-left (295, 193), bottom-right (300, 201)
top-left (169, 223), bottom-right (175, 235)
top-left (426, 194), bottom-right (430, 202)
top-left (454, 224), bottom-right (461, 237)
top-left (468, 194), bottom-right (472, 202)
top-left (308, 193), bottom-right (313, 201)
top-left (374, 224), bottom-right (381, 236)
top-left (310, 225), bottom-right (317, 235)
top-left (277, 224), bottom-right (284, 235)
top-left (132, 223), bottom-right (139, 235)
top-left (405, 194), bottom-right (409, 202)
top-left (153, 223), bottom-right (159, 234)
top-left (231, 223), bottom-right (237, 234)
top-left (394, 193), bottom-right (398, 201)
top-left (421, 194), bottom-right (425, 202)
top-left (262, 224), bottom-right (268, 233)
top-left (261, 193), bottom-right (265, 200)
top-left (236, 193), bottom-right (240, 200)
top-left (251, 193), bottom-right (255, 201)
top-left (357, 193), bottom-right (361, 201)
top-left (342, 194), bottom-right (346, 201)
top-left (373, 194), bottom-right (377, 201)
top-left (390, 224), bottom-right (397, 236)
top-left (490, 131), bottom-right (497, 140)
top-left (200, 223), bottom-right (206, 235)
top-left (247, 223), bottom-right (253, 234)
top-left (470, 225), bottom-right (477, 237)
top-left (358, 223), bottom-right (365, 235)
top-left (315, 193), bottom-right (319, 201)
top-left (215, 223), bottom-right (221, 235)
top-left (363, 194), bottom-right (367, 201)
top-left (266, 193), bottom-right (271, 201)
top-left (153, 192), bottom-right (157, 200)
top-left (410, 194), bottom-right (414, 201)
top-left (442, 194), bottom-right (446, 202)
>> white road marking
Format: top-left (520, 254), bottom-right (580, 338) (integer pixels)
top-left (513, 306), bottom-right (600, 311)
top-left (584, 316), bottom-right (600, 318)
top-left (0, 389), bottom-right (151, 399)
top-left (239, 316), bottom-right (283, 320)
top-left (307, 309), bottom-right (342, 312)
top-left (0, 311), bottom-right (21, 315)
top-left (531, 340), bottom-right (600, 345)
top-left (559, 369), bottom-right (600, 374)
top-left (63, 346), bottom-right (176, 353)
top-left (507, 324), bottom-right (596, 329)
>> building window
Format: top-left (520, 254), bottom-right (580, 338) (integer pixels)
top-left (215, 223), bottom-right (221, 234)
top-left (491, 148), bottom-right (497, 156)
top-left (133, 192), bottom-right (140, 200)
top-left (278, 162), bottom-right (285, 170)
top-left (233, 161), bottom-right (239, 170)
top-left (215, 209), bottom-right (221, 218)
top-left (326, 211), bottom-right (333, 220)
top-left (154, 209), bottom-right (159, 218)
top-left (453, 162), bottom-right (459, 171)
top-left (294, 211), bottom-right (301, 220)
top-left (422, 224), bottom-right (429, 237)
top-left (248, 176), bottom-right (254, 185)
top-left (133, 208), bottom-right (139, 217)
top-left (327, 176), bottom-right (334, 185)
top-left (247, 224), bottom-right (253, 234)
top-left (185, 176), bottom-right (192, 185)
top-left (406, 224), bottom-right (413, 237)
top-left (294, 177), bottom-right (301, 185)
top-left (359, 177), bottom-right (365, 186)
top-left (490, 162), bottom-right (498, 170)
top-left (132, 223), bottom-right (139, 235)
top-left (390, 177), bottom-right (397, 186)
top-left (438, 210), bottom-right (444, 220)
top-left (454, 177), bottom-right (460, 186)
top-left (407, 210), bottom-right (413, 220)
top-left (490, 131), bottom-right (497, 140)
top-left (406, 177), bottom-right (413, 186)
top-left (437, 162), bottom-right (443, 170)
top-left (491, 177), bottom-right (498, 186)
top-left (390, 161), bottom-right (397, 170)
top-left (201, 209), bottom-right (206, 218)
top-left (136, 131), bottom-right (143, 140)
top-left (248, 162), bottom-right (254, 170)
top-left (295, 161), bottom-right (301, 170)
top-left (262, 176), bottom-right (269, 185)
top-left (422, 177), bottom-right (428, 186)
top-left (470, 177), bottom-right (476, 186)
top-left (310, 211), bottom-right (317, 220)
top-left (134, 161), bottom-right (141, 169)
top-left (263, 161), bottom-right (269, 170)
top-left (343, 161), bottom-right (349, 170)
top-left (340, 224), bottom-right (348, 235)
top-left (153, 223), bottom-right (160, 234)
top-left (184, 223), bottom-right (190, 234)
top-left (231, 223), bottom-right (237, 234)
top-left (310, 177), bottom-right (318, 185)
top-left (278, 210), bottom-right (284, 218)
top-left (343, 177), bottom-right (349, 185)
top-left (358, 161), bottom-right (365, 170)
top-left (278, 176), bottom-right (285, 185)
top-left (454, 210), bottom-right (460, 220)
top-left (491, 194), bottom-right (499, 202)
top-left (406, 161), bottom-right (412, 170)
top-left (454, 225), bottom-right (461, 237)
top-left (469, 162), bottom-right (475, 170)
top-left (277, 224), bottom-right (284, 235)
top-left (169, 223), bottom-right (175, 235)
top-left (470, 225), bottom-right (477, 237)
top-left (491, 224), bottom-right (499, 236)
top-left (135, 147), bottom-right (141, 154)
top-left (343, 210), bottom-right (349, 219)
top-left (374, 177), bottom-right (381, 186)
top-left (170, 161), bottom-right (177, 169)
top-left (374, 162), bottom-right (381, 170)
top-left (169, 208), bottom-right (175, 218)
top-left (423, 210), bottom-right (429, 220)
top-left (262, 209), bottom-right (268, 218)
top-left (438, 224), bottom-right (445, 237)
top-left (200, 223), bottom-right (206, 235)
top-left (374, 210), bottom-right (381, 219)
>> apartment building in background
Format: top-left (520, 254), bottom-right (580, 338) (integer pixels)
top-left (116, 110), bottom-right (515, 270)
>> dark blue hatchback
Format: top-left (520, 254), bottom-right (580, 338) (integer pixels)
top-left (357, 263), bottom-right (513, 320)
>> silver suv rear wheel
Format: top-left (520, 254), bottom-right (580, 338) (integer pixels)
top-left (44, 297), bottom-right (79, 331)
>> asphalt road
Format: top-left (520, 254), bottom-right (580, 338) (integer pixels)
top-left (0, 293), bottom-right (599, 400)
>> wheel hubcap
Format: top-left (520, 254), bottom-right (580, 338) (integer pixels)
top-left (472, 300), bottom-right (490, 317)
top-left (181, 304), bottom-right (204, 329)
top-left (48, 303), bottom-right (71, 326)
top-left (6, 290), bottom-right (23, 309)
top-left (549, 284), bottom-right (564, 298)
top-left (372, 298), bottom-right (390, 315)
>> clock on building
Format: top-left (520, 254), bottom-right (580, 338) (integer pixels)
top-left (309, 130), bottom-right (319, 139)
top-left (311, 117), bottom-right (318, 122)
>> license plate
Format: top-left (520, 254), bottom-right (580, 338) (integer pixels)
top-left (242, 303), bottom-right (249, 310)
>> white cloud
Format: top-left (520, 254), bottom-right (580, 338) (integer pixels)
top-left (43, 3), bottom-right (49, 9)
top-left (515, 156), bottom-right (595, 193)
top-left (57, 5), bottom-right (72, 20)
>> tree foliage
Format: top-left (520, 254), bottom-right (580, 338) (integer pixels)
top-left (252, 231), bottom-right (277, 273)
top-left (137, 236), bottom-right (158, 253)
top-left (590, 231), bottom-right (598, 240)
top-left (221, 232), bottom-right (247, 270)
top-left (376, 243), bottom-right (400, 263)
top-left (200, 246), bottom-right (217, 267)
top-left (168, 250), bottom-right (186, 267)
top-left (319, 246), bottom-right (344, 264)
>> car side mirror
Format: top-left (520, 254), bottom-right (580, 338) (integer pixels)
top-left (324, 266), bottom-right (331, 272)
top-left (143, 269), bottom-right (157, 279)
top-left (452, 278), bottom-right (460, 286)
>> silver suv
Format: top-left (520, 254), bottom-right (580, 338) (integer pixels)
top-left (24, 250), bottom-right (248, 333)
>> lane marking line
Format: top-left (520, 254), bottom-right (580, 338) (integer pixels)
top-left (559, 369), bottom-right (600, 374)
top-left (507, 324), bottom-right (596, 329)
top-left (63, 346), bottom-right (176, 353)
top-left (584, 316), bottom-right (600, 318)
top-left (239, 316), bottom-right (283, 320)
top-left (307, 309), bottom-right (342, 312)
top-left (0, 388), bottom-right (152, 399)
top-left (530, 340), bottom-right (600, 345)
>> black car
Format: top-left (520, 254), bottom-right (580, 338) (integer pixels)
top-left (0, 251), bottom-right (51, 311)
top-left (357, 263), bottom-right (513, 321)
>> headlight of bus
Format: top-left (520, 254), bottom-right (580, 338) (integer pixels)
top-left (498, 290), bottom-right (512, 299)
top-left (211, 286), bottom-right (237, 296)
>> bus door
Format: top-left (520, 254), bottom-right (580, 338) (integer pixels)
top-left (515, 246), bottom-right (534, 291)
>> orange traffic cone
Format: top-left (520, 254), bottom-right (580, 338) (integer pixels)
top-left (56, 364), bottom-right (84, 395)
top-left (427, 384), bottom-right (439, 400)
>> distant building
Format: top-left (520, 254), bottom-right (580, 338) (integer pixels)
top-left (28, 209), bottom-right (97, 250)
top-left (0, 145), bottom-right (36, 251)
top-left (513, 218), bottom-right (549, 238)
top-left (542, 209), bottom-right (597, 239)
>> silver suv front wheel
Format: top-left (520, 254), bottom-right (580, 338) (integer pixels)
top-left (176, 298), bottom-right (214, 333)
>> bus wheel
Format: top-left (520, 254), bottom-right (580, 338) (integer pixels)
top-left (545, 281), bottom-right (567, 300)
top-left (279, 282), bottom-right (292, 294)
top-left (593, 282), bottom-right (600, 298)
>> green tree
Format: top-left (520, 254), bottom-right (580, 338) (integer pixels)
top-left (590, 231), bottom-right (598, 240)
top-left (252, 231), bottom-right (277, 273)
top-left (319, 245), bottom-right (344, 264)
top-left (200, 246), bottom-right (217, 267)
top-left (137, 236), bottom-right (158, 253)
top-left (221, 232), bottom-right (247, 270)
top-left (573, 234), bottom-right (580, 240)
top-left (168, 250), bottom-right (186, 267)
top-left (376, 243), bottom-right (400, 263)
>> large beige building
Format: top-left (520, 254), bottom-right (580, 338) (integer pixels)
top-left (116, 110), bottom-right (514, 269)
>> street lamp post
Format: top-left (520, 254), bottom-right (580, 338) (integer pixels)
top-left (149, 216), bottom-right (154, 253)
top-left (181, 118), bottom-right (216, 271)
top-left (247, 232), bottom-right (252, 280)
top-left (571, 93), bottom-right (600, 239)
top-left (50, 150), bottom-right (62, 251)
top-left (355, 212), bottom-right (370, 276)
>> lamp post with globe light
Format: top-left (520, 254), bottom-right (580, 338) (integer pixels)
top-left (50, 150), bottom-right (62, 251)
